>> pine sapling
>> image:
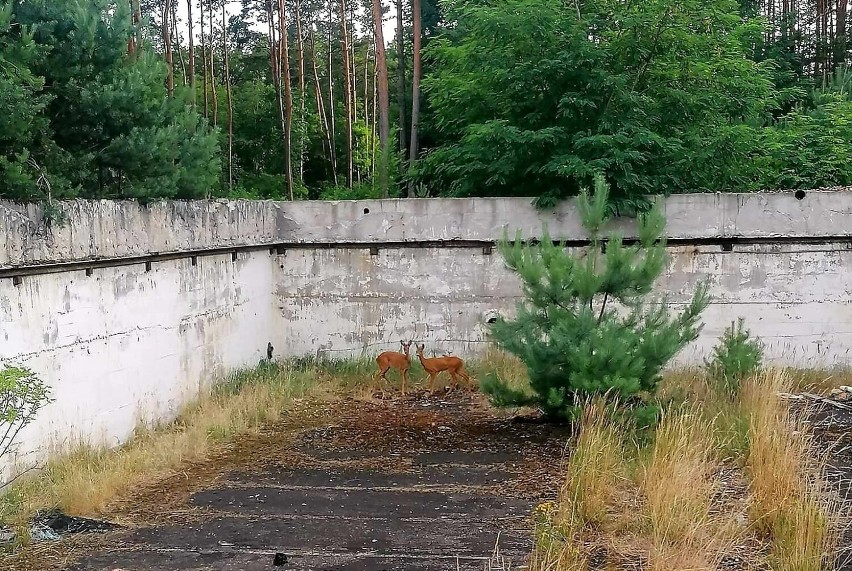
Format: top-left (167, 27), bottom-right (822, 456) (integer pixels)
top-left (482, 175), bottom-right (710, 420)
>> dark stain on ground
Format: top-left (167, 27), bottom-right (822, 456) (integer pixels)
top-left (796, 400), bottom-right (852, 570)
top-left (56, 391), bottom-right (571, 571)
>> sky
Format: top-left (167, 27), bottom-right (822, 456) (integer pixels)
top-left (173, 1), bottom-right (398, 45)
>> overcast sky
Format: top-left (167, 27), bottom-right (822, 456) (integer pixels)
top-left (173, 1), bottom-right (398, 45)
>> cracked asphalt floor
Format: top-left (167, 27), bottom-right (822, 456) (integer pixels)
top-left (53, 390), bottom-right (570, 571)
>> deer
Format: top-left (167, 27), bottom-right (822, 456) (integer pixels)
top-left (415, 344), bottom-right (473, 394)
top-left (375, 341), bottom-right (413, 395)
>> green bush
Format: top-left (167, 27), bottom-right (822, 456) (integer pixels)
top-left (482, 175), bottom-right (710, 420)
top-left (706, 318), bottom-right (764, 394)
top-left (0, 366), bottom-right (52, 474)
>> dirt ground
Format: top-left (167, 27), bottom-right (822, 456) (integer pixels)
top-left (10, 390), bottom-right (571, 571)
top-left (7, 389), bottom-right (852, 571)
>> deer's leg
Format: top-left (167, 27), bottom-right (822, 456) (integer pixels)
top-left (458, 368), bottom-right (472, 387)
top-left (428, 372), bottom-right (437, 393)
top-left (401, 367), bottom-right (409, 395)
top-left (376, 366), bottom-right (390, 395)
top-left (448, 370), bottom-right (460, 391)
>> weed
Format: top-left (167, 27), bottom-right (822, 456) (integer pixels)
top-left (706, 319), bottom-right (763, 396)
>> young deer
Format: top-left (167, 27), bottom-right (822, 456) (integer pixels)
top-left (375, 341), bottom-right (413, 394)
top-left (415, 344), bottom-right (472, 393)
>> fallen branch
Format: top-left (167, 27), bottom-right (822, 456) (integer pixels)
top-left (777, 392), bottom-right (852, 411)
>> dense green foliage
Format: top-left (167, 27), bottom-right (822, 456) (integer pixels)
top-left (3, 0), bottom-right (852, 202)
top-left (422, 0), bottom-right (775, 202)
top-left (0, 1), bottom-right (219, 201)
top-left (483, 177), bottom-right (709, 419)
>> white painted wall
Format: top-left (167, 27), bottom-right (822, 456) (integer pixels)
top-left (0, 251), bottom-right (278, 480)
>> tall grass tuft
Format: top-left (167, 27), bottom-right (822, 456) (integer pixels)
top-left (741, 369), bottom-right (840, 571)
top-left (557, 399), bottom-right (625, 530)
top-left (640, 406), bottom-right (735, 570)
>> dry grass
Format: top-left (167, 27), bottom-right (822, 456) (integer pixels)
top-left (557, 400), bottom-right (625, 530)
top-left (529, 367), bottom-right (845, 571)
top-left (469, 348), bottom-right (532, 397)
top-left (786, 367), bottom-right (852, 394)
top-left (0, 359), bottom-right (367, 536)
top-left (640, 407), bottom-right (737, 570)
top-left (741, 369), bottom-right (840, 570)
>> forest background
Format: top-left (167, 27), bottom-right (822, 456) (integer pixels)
top-left (1, 0), bottom-right (850, 210)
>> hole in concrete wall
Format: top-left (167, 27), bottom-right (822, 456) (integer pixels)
top-left (12, 276), bottom-right (22, 287)
top-left (85, 268), bottom-right (94, 277)
top-left (191, 256), bottom-right (198, 267)
top-left (484, 311), bottom-right (501, 325)
top-left (231, 251), bottom-right (239, 262)
top-left (795, 189), bottom-right (806, 200)
top-left (145, 261), bottom-right (152, 272)
top-left (370, 246), bottom-right (379, 256)
top-left (276, 246), bottom-right (286, 255)
top-left (482, 244), bottom-right (493, 255)
top-left (363, 207), bottom-right (370, 214)
top-left (721, 242), bottom-right (734, 252)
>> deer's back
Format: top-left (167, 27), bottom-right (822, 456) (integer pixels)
top-left (377, 351), bottom-right (409, 367)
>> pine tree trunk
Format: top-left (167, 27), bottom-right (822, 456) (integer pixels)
top-left (364, 44), bottom-right (371, 173)
top-left (839, 0), bottom-right (848, 65)
top-left (187, 0), bottom-right (196, 106)
top-left (295, 0), bottom-right (307, 183)
top-left (364, 45), bottom-right (370, 126)
top-left (371, 0), bottom-right (391, 196)
top-left (223, 3), bottom-right (234, 192)
top-left (163, 0), bottom-right (175, 97)
top-left (279, 0), bottom-right (295, 200)
top-left (328, 0), bottom-right (339, 183)
top-left (371, 43), bottom-right (378, 180)
top-left (268, 0), bottom-right (288, 195)
top-left (130, 0), bottom-right (142, 56)
top-left (172, 2), bottom-right (187, 86)
top-left (396, 0), bottom-right (406, 161)
top-left (201, 0), bottom-right (209, 118)
top-left (311, 30), bottom-right (335, 182)
top-left (339, 0), bottom-right (354, 188)
top-left (406, 0), bottom-right (421, 197)
top-left (350, 5), bottom-right (358, 125)
top-left (209, 0), bottom-right (218, 126)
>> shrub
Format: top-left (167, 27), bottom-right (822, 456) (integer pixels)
top-left (481, 175), bottom-right (709, 420)
top-left (706, 318), bottom-right (764, 395)
top-left (0, 366), bottom-right (52, 477)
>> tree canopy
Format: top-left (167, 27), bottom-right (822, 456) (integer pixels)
top-left (1, 0), bottom-right (852, 203)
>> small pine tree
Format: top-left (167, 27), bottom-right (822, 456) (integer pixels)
top-left (482, 175), bottom-right (710, 420)
top-left (706, 318), bottom-right (764, 395)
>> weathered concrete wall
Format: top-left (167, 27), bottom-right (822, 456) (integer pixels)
top-left (2, 190), bottom-right (851, 480)
top-left (0, 251), bottom-right (278, 479)
top-left (4, 189), bottom-right (852, 267)
top-left (273, 242), bottom-right (852, 366)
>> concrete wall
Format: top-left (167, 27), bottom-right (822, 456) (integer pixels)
top-left (1, 190), bottom-right (851, 479)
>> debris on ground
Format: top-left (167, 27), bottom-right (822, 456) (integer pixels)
top-left (0, 526), bottom-right (16, 544)
top-left (830, 386), bottom-right (852, 402)
top-left (28, 510), bottom-right (120, 542)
